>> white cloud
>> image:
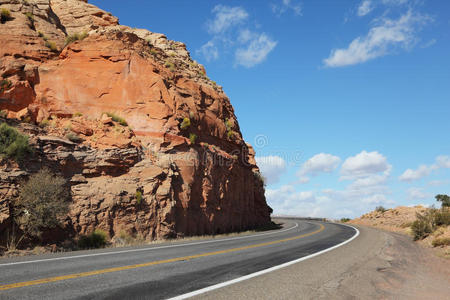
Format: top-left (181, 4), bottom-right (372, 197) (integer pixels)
top-left (297, 153), bottom-right (341, 183)
top-left (271, 0), bottom-right (302, 17)
top-left (196, 41), bottom-right (219, 62)
top-left (235, 33), bottom-right (277, 68)
top-left (428, 180), bottom-right (449, 187)
top-left (207, 5), bottom-right (248, 35)
top-left (407, 187), bottom-right (431, 200)
top-left (357, 0), bottom-right (373, 17)
top-left (399, 164), bottom-right (436, 182)
top-left (399, 155), bottom-right (450, 182)
top-left (382, 0), bottom-right (408, 5)
top-left (255, 156), bottom-right (287, 185)
top-left (341, 151), bottom-right (391, 179)
top-left (324, 10), bottom-right (432, 67)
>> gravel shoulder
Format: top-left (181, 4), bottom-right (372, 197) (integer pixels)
top-left (194, 225), bottom-right (450, 300)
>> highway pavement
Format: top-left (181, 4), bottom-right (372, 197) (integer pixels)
top-left (0, 220), bottom-right (357, 299)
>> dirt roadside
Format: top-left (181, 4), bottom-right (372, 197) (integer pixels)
top-left (194, 225), bottom-right (450, 300)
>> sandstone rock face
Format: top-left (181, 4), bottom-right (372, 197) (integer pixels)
top-left (0, 0), bottom-right (271, 242)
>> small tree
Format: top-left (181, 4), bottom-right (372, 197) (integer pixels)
top-left (435, 194), bottom-right (450, 208)
top-left (8, 169), bottom-right (69, 249)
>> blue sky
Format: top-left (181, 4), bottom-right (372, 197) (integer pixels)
top-left (91, 0), bottom-right (450, 218)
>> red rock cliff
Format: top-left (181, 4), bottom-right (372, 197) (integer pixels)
top-left (0, 0), bottom-right (271, 241)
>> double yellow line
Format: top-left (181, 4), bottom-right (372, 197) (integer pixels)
top-left (0, 224), bottom-right (325, 291)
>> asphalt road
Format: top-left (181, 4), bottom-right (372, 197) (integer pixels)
top-left (0, 220), bottom-right (357, 299)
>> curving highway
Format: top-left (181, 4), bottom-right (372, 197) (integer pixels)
top-left (0, 220), bottom-right (357, 299)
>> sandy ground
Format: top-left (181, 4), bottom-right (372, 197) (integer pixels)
top-left (195, 225), bottom-right (450, 300)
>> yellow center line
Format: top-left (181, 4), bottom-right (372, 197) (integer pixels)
top-left (0, 224), bottom-right (325, 291)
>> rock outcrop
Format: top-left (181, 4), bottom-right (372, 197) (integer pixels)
top-left (0, 0), bottom-right (271, 244)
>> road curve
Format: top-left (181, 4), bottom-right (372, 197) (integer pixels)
top-left (0, 220), bottom-right (357, 299)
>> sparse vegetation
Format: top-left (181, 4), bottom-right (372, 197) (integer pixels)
top-left (44, 40), bottom-right (58, 52)
top-left (39, 119), bottom-right (49, 128)
top-left (189, 133), bottom-right (197, 144)
top-left (0, 122), bottom-right (33, 162)
top-left (0, 110), bottom-right (7, 118)
top-left (78, 229), bottom-right (108, 249)
top-left (340, 218), bottom-right (351, 223)
top-left (64, 32), bottom-right (88, 46)
top-left (135, 190), bottom-right (143, 205)
top-left (254, 171), bottom-right (266, 187)
top-left (375, 206), bottom-right (387, 213)
top-left (410, 199), bottom-right (450, 240)
top-left (1, 8), bottom-right (11, 23)
top-left (65, 131), bottom-right (81, 143)
top-left (180, 117), bottom-right (191, 130)
top-left (7, 169), bottom-right (69, 249)
top-left (432, 237), bottom-right (450, 247)
top-left (0, 79), bottom-right (12, 93)
top-left (73, 112), bottom-right (83, 117)
top-left (164, 60), bottom-right (175, 72)
top-left (105, 112), bottom-right (128, 126)
top-left (24, 11), bottom-right (34, 29)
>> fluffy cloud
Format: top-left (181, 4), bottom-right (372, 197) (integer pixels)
top-left (199, 5), bottom-right (277, 68)
top-left (196, 41), bottom-right (219, 62)
top-left (399, 155), bottom-right (450, 182)
top-left (235, 32), bottom-right (277, 68)
top-left (341, 151), bottom-right (391, 179)
top-left (357, 0), bottom-right (373, 17)
top-left (407, 187), bottom-right (431, 200)
top-left (297, 153), bottom-right (341, 183)
top-left (324, 10), bottom-right (432, 67)
top-left (271, 0), bottom-right (302, 17)
top-left (207, 5), bottom-right (248, 34)
top-left (255, 156), bottom-right (287, 185)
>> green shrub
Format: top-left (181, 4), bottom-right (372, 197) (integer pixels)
top-left (411, 218), bottom-right (432, 240)
top-left (375, 206), bottom-right (387, 213)
top-left (0, 79), bottom-right (12, 93)
top-left (0, 123), bottom-right (33, 161)
top-left (436, 194), bottom-right (450, 208)
top-left (24, 11), bottom-right (34, 28)
top-left (65, 32), bottom-right (88, 46)
top-left (73, 112), bottom-right (83, 117)
top-left (164, 60), bottom-right (175, 72)
top-left (135, 190), bottom-right (142, 205)
top-left (17, 168), bottom-right (69, 237)
top-left (1, 8), bottom-right (11, 23)
top-left (227, 129), bottom-right (235, 140)
top-left (65, 131), bottom-right (81, 143)
top-left (433, 208), bottom-right (450, 226)
top-left (44, 41), bottom-right (58, 52)
top-left (432, 237), bottom-right (450, 247)
top-left (40, 119), bottom-right (49, 127)
top-left (37, 31), bottom-right (44, 38)
top-left (189, 133), bottom-right (197, 144)
top-left (78, 230), bottom-right (108, 249)
top-left (105, 112), bottom-right (127, 126)
top-left (180, 117), bottom-right (190, 130)
top-left (340, 218), bottom-right (351, 223)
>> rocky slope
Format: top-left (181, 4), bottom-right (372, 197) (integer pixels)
top-left (0, 0), bottom-right (271, 246)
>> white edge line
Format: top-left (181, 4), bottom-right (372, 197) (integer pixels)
top-left (0, 222), bottom-right (299, 267)
top-left (167, 223), bottom-right (360, 300)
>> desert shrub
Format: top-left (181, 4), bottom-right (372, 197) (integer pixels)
top-left (73, 112), bottom-right (83, 117)
top-left (180, 117), bottom-right (190, 130)
top-left (37, 31), bottom-right (44, 38)
top-left (44, 41), bottom-right (58, 52)
top-left (189, 133), bottom-right (197, 144)
top-left (227, 129), bottom-right (235, 140)
top-left (0, 79), bottom-right (12, 93)
top-left (135, 190), bottom-right (142, 205)
top-left (105, 112), bottom-right (127, 126)
top-left (64, 32), bottom-right (88, 46)
top-left (340, 218), bottom-right (351, 223)
top-left (0, 110), bottom-right (7, 118)
top-left (436, 194), bottom-right (450, 208)
top-left (78, 229), bottom-right (108, 249)
top-left (431, 237), bottom-right (450, 247)
top-left (0, 123), bottom-right (33, 162)
top-left (411, 218), bottom-right (433, 240)
top-left (17, 169), bottom-right (69, 237)
top-left (40, 119), bottom-right (49, 127)
top-left (24, 11), bottom-right (34, 28)
top-left (164, 60), bottom-right (175, 71)
top-left (432, 208), bottom-right (450, 226)
top-left (65, 131), bottom-right (81, 143)
top-left (375, 206), bottom-right (387, 213)
top-left (1, 8), bottom-right (11, 23)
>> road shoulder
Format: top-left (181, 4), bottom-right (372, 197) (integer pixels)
top-left (194, 225), bottom-right (450, 299)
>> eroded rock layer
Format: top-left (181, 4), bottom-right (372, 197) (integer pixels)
top-left (0, 0), bottom-right (271, 242)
